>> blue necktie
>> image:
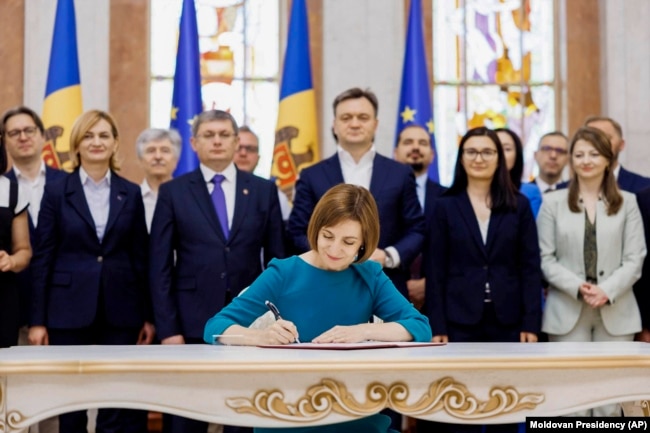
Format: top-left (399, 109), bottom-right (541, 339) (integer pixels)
top-left (211, 174), bottom-right (229, 239)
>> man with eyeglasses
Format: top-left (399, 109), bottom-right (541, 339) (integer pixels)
top-left (149, 110), bottom-right (284, 433)
top-left (233, 125), bottom-right (291, 221)
top-left (531, 131), bottom-right (569, 193)
top-left (1, 106), bottom-right (66, 433)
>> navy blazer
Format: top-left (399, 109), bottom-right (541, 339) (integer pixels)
top-left (424, 191), bottom-right (542, 336)
top-left (30, 170), bottom-right (150, 329)
top-left (149, 168), bottom-right (285, 340)
top-left (618, 167), bottom-right (650, 193)
top-left (5, 166), bottom-right (68, 326)
top-left (287, 153), bottom-right (425, 296)
top-left (634, 187), bottom-right (650, 330)
top-left (423, 179), bottom-right (447, 227)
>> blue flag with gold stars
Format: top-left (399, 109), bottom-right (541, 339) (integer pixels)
top-left (395, 0), bottom-right (439, 182)
top-left (170, 0), bottom-right (202, 176)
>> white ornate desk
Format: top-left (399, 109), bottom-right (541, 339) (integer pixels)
top-left (1, 342), bottom-right (649, 431)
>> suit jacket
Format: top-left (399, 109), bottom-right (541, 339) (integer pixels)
top-left (149, 168), bottom-right (285, 340)
top-left (635, 187), bottom-right (650, 330)
top-left (424, 191), bottom-right (542, 336)
top-left (287, 153), bottom-right (425, 296)
top-left (537, 189), bottom-right (646, 335)
top-left (618, 167), bottom-right (650, 193)
top-left (423, 179), bottom-right (447, 227)
top-left (5, 166), bottom-right (67, 326)
top-left (30, 170), bottom-right (150, 329)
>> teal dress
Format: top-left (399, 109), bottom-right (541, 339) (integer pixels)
top-left (203, 256), bottom-right (432, 433)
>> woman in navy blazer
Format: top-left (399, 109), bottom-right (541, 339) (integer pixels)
top-left (28, 110), bottom-right (152, 433)
top-left (423, 127), bottom-right (542, 433)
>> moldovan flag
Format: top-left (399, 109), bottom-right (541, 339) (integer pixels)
top-left (42, 0), bottom-right (83, 171)
top-left (170, 0), bottom-right (202, 176)
top-left (271, 0), bottom-right (319, 198)
top-left (395, 0), bottom-right (439, 182)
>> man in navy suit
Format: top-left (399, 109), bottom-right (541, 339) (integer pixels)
top-left (288, 88), bottom-right (425, 299)
top-left (150, 110), bottom-right (285, 433)
top-left (393, 124), bottom-right (445, 309)
top-left (1, 107), bottom-right (67, 349)
top-left (585, 116), bottom-right (650, 193)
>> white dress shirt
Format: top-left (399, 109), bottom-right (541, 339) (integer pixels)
top-left (140, 180), bottom-right (157, 233)
top-left (415, 172), bottom-right (428, 210)
top-left (200, 162), bottom-right (237, 230)
top-left (337, 145), bottom-right (375, 189)
top-left (12, 162), bottom-right (46, 227)
top-left (80, 167), bottom-right (111, 242)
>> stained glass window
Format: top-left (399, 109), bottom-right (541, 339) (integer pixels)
top-left (150, 0), bottom-right (279, 177)
top-left (432, 0), bottom-right (557, 185)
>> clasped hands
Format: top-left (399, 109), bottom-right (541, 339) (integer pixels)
top-left (579, 282), bottom-right (609, 308)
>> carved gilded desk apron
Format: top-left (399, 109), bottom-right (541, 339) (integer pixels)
top-left (1, 342), bottom-right (649, 431)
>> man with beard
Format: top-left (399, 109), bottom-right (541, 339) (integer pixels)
top-left (393, 125), bottom-right (445, 310)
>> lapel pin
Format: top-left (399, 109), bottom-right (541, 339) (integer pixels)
top-left (243, 188), bottom-right (249, 195)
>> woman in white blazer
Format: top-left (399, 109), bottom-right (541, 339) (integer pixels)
top-left (537, 126), bottom-right (646, 416)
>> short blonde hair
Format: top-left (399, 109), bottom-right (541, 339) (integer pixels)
top-left (69, 110), bottom-right (121, 171)
top-left (307, 184), bottom-right (380, 262)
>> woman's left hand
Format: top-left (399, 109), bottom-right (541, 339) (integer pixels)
top-left (312, 324), bottom-right (369, 343)
top-left (580, 282), bottom-right (609, 308)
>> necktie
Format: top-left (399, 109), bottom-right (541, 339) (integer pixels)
top-left (211, 174), bottom-right (229, 239)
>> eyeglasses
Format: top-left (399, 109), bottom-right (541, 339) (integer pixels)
top-left (196, 131), bottom-right (235, 141)
top-left (539, 145), bottom-right (568, 155)
top-left (236, 144), bottom-right (259, 154)
top-left (463, 148), bottom-right (498, 160)
top-left (5, 126), bottom-right (38, 139)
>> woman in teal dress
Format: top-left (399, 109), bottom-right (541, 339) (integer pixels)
top-left (204, 184), bottom-right (432, 433)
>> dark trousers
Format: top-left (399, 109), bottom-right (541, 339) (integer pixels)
top-left (48, 311), bottom-right (142, 433)
top-left (417, 303), bottom-right (520, 433)
top-left (162, 337), bottom-right (253, 433)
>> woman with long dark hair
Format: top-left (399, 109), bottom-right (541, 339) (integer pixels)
top-left (423, 126), bottom-right (542, 433)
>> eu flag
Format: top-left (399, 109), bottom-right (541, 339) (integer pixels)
top-left (271, 0), bottom-right (319, 200)
top-left (42, 0), bottom-right (83, 171)
top-left (170, 0), bottom-right (203, 176)
top-left (395, 0), bottom-right (439, 182)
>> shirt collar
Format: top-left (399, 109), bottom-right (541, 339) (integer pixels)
top-left (140, 179), bottom-right (154, 197)
top-left (79, 166), bottom-right (111, 187)
top-left (613, 164), bottom-right (621, 180)
top-left (415, 172), bottom-right (428, 189)
top-left (200, 162), bottom-right (237, 184)
top-left (13, 161), bottom-right (47, 180)
top-left (336, 145), bottom-right (376, 165)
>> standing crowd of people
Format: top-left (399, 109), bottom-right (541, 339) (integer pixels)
top-left (1, 87), bottom-right (649, 433)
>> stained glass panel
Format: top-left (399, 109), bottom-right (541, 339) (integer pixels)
top-left (150, 0), bottom-right (279, 177)
top-left (432, 0), bottom-right (557, 185)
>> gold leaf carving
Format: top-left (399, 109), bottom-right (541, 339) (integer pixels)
top-left (226, 377), bottom-right (544, 422)
top-left (7, 411), bottom-right (26, 429)
top-left (642, 400), bottom-right (650, 417)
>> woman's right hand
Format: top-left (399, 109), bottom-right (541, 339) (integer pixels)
top-left (28, 326), bottom-right (49, 345)
top-left (432, 335), bottom-right (448, 343)
top-left (262, 319), bottom-right (300, 345)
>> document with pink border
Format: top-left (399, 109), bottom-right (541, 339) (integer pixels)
top-left (257, 342), bottom-right (445, 350)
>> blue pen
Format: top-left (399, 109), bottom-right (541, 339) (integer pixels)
top-left (265, 300), bottom-right (301, 343)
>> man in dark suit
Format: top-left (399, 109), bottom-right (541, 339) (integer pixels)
top-left (288, 88), bottom-right (425, 298)
top-left (393, 124), bottom-right (445, 309)
top-left (586, 116), bottom-right (650, 193)
top-left (2, 107), bottom-right (67, 340)
top-left (531, 131), bottom-right (569, 193)
top-left (149, 110), bottom-right (285, 433)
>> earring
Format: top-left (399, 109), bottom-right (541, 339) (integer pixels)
top-left (353, 254), bottom-right (358, 261)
